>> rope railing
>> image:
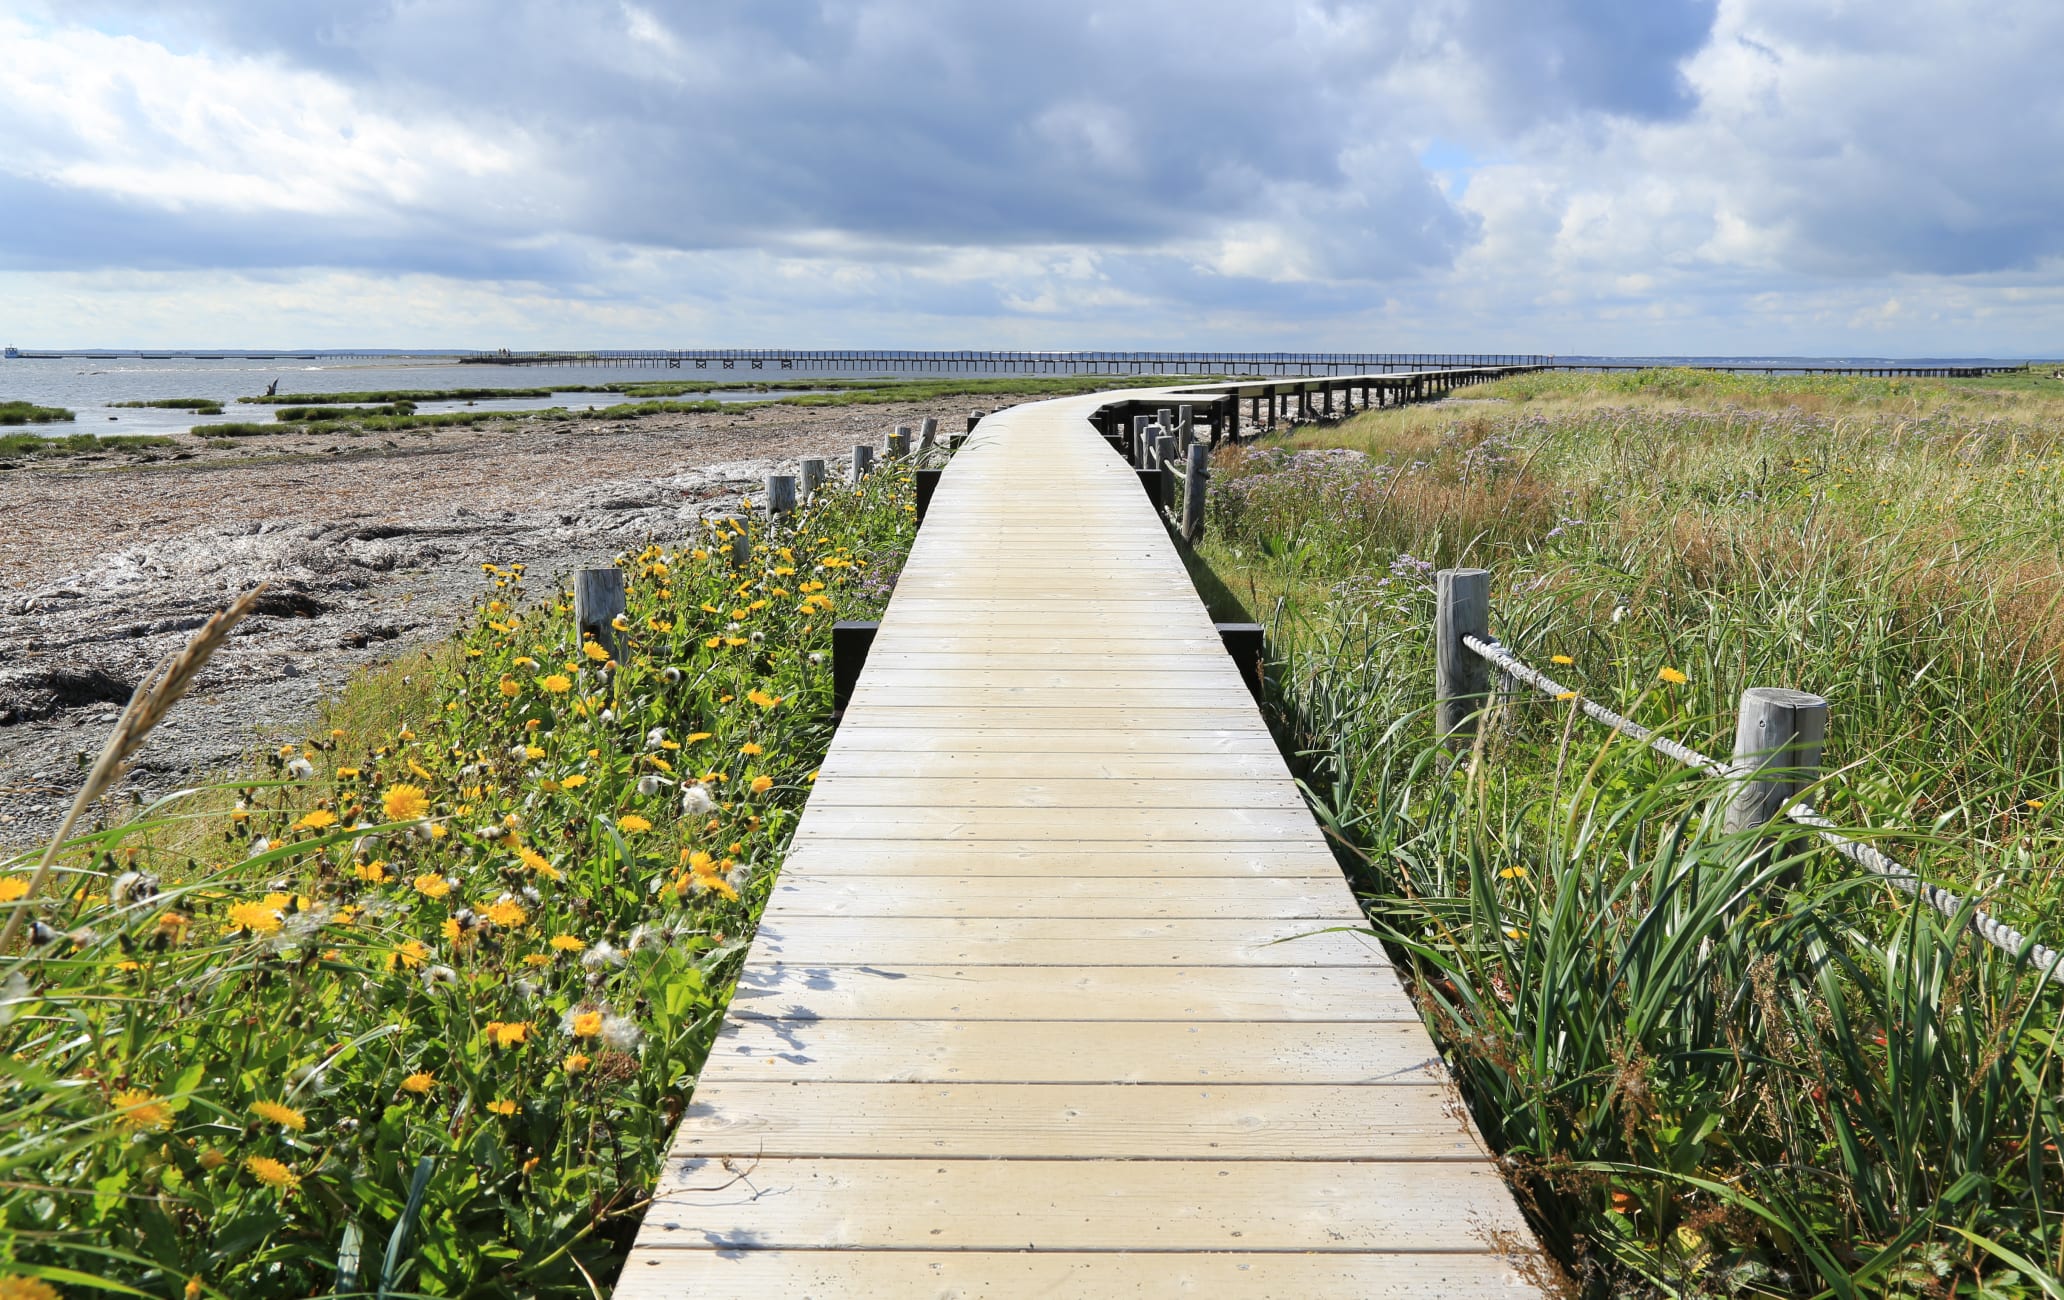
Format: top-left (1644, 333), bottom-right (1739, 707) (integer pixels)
top-left (1443, 594), bottom-right (2064, 987)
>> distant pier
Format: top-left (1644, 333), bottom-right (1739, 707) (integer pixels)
top-left (456, 348), bottom-right (2027, 379)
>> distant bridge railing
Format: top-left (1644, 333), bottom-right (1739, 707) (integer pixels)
top-left (457, 348), bottom-right (1549, 376)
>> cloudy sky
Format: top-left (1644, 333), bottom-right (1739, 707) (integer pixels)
top-left (2, 0), bottom-right (2058, 354)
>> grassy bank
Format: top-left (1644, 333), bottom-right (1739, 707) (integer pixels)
top-left (0, 402), bottom-right (74, 426)
top-left (1193, 368), bottom-right (2064, 1296)
top-left (0, 432), bottom-right (178, 460)
top-left (0, 467), bottom-right (917, 1296)
top-left (110, 399), bottom-right (227, 415)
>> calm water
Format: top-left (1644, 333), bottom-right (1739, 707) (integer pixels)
top-left (0, 356), bottom-right (810, 436)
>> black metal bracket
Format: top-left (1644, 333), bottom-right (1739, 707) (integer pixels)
top-left (1216, 622), bottom-right (1265, 700)
top-left (915, 468), bottom-right (943, 523)
top-left (832, 620), bottom-right (878, 720)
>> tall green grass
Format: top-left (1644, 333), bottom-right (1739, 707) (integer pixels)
top-left (1202, 378), bottom-right (2064, 1295)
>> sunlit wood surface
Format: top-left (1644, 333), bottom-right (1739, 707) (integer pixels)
top-left (618, 390), bottom-right (1545, 1297)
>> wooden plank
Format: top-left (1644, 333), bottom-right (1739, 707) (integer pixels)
top-left (614, 1250), bottom-right (1542, 1300)
top-left (764, 876), bottom-right (1357, 919)
top-left (753, 915), bottom-right (1381, 965)
top-left (792, 804), bottom-right (1324, 840)
top-left (812, 750), bottom-right (1292, 781)
top-left (778, 844), bottom-right (1342, 877)
top-left (826, 728), bottom-right (1280, 754)
top-left (638, 1158), bottom-right (1531, 1251)
top-left (826, 708), bottom-right (1270, 731)
top-left (703, 1018), bottom-right (1450, 1083)
top-left (803, 778), bottom-right (1309, 810)
top-left (672, 1082), bottom-right (1485, 1159)
top-left (723, 964), bottom-right (1410, 1021)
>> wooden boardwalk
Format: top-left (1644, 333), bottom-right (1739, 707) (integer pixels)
top-left (618, 390), bottom-right (1545, 1298)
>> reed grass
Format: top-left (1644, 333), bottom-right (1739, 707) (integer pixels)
top-left (1198, 371), bottom-right (2064, 1296)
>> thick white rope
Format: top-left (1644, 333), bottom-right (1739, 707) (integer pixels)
top-left (1461, 634), bottom-right (2064, 986)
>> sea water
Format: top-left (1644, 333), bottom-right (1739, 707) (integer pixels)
top-left (0, 356), bottom-right (816, 437)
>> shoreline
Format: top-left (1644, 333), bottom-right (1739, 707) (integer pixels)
top-left (0, 397), bottom-right (975, 850)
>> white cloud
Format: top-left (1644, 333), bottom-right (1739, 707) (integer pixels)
top-left (0, 14), bottom-right (537, 218)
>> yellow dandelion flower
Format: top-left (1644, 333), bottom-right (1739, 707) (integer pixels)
top-left (226, 899), bottom-right (285, 935)
top-left (560, 773), bottom-right (587, 789)
top-left (110, 1088), bottom-right (174, 1132)
top-left (2028, 799), bottom-right (2047, 810)
top-left (685, 732), bottom-right (712, 743)
top-left (1657, 666), bottom-right (1689, 685)
top-left (482, 898), bottom-right (528, 928)
top-left (498, 678), bottom-right (521, 698)
top-left (1549, 654), bottom-right (1574, 666)
top-left (806, 769), bottom-right (819, 782)
top-left (335, 766), bottom-right (361, 779)
top-left (486, 1020), bottom-right (531, 1048)
top-left (617, 814), bottom-right (652, 833)
top-left (354, 860), bottom-right (392, 884)
top-left (487, 1099), bottom-right (519, 1116)
top-left (412, 873), bottom-right (451, 900)
top-left (570, 1010), bottom-right (603, 1038)
top-left (583, 641), bottom-right (610, 662)
top-left (550, 934), bottom-right (586, 952)
top-left (197, 1148), bottom-right (227, 1170)
top-left (542, 674), bottom-right (572, 694)
top-left (245, 1156), bottom-right (299, 1190)
top-left (1498, 866), bottom-right (1529, 880)
top-left (522, 952), bottom-right (552, 966)
top-left (387, 939), bottom-right (429, 971)
top-left (564, 1052), bottom-right (591, 1074)
top-left (0, 1277), bottom-right (62, 1300)
top-left (739, 742), bottom-right (764, 756)
top-left (400, 1072), bottom-right (435, 1094)
top-left (251, 1100), bottom-right (307, 1132)
top-left (1555, 691), bottom-right (1578, 702)
top-left (747, 689), bottom-right (779, 709)
top-left (295, 809), bottom-right (337, 831)
top-left (750, 775), bottom-right (774, 795)
top-left (0, 877), bottom-right (31, 903)
top-left (382, 784), bottom-right (430, 821)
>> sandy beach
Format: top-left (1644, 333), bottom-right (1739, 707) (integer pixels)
top-left (0, 398), bottom-right (976, 850)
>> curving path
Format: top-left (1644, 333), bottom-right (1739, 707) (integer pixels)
top-left (618, 386), bottom-right (1546, 1298)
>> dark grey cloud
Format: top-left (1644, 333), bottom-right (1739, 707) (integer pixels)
top-left (20, 0), bottom-right (1702, 273)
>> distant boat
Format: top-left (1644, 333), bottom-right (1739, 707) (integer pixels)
top-left (3, 347), bottom-right (19, 359)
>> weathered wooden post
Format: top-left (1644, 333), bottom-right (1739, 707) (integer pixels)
top-left (852, 443), bottom-right (875, 478)
top-left (1177, 405), bottom-right (1193, 437)
top-left (763, 473), bottom-right (797, 516)
top-left (800, 457), bottom-right (827, 498)
top-left (1434, 568), bottom-right (1491, 743)
top-left (966, 411), bottom-right (982, 433)
top-left (573, 567), bottom-right (626, 664)
top-left (1156, 434), bottom-right (1179, 511)
top-left (1725, 688), bottom-right (1828, 831)
top-left (1157, 407), bottom-right (1174, 433)
top-left (1181, 442), bottom-right (1209, 543)
top-left (722, 518), bottom-right (751, 567)
top-left (915, 467), bottom-right (943, 522)
top-left (919, 416), bottom-right (938, 453)
top-left (887, 427), bottom-right (911, 459)
top-left (1131, 414), bottom-right (1152, 462)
